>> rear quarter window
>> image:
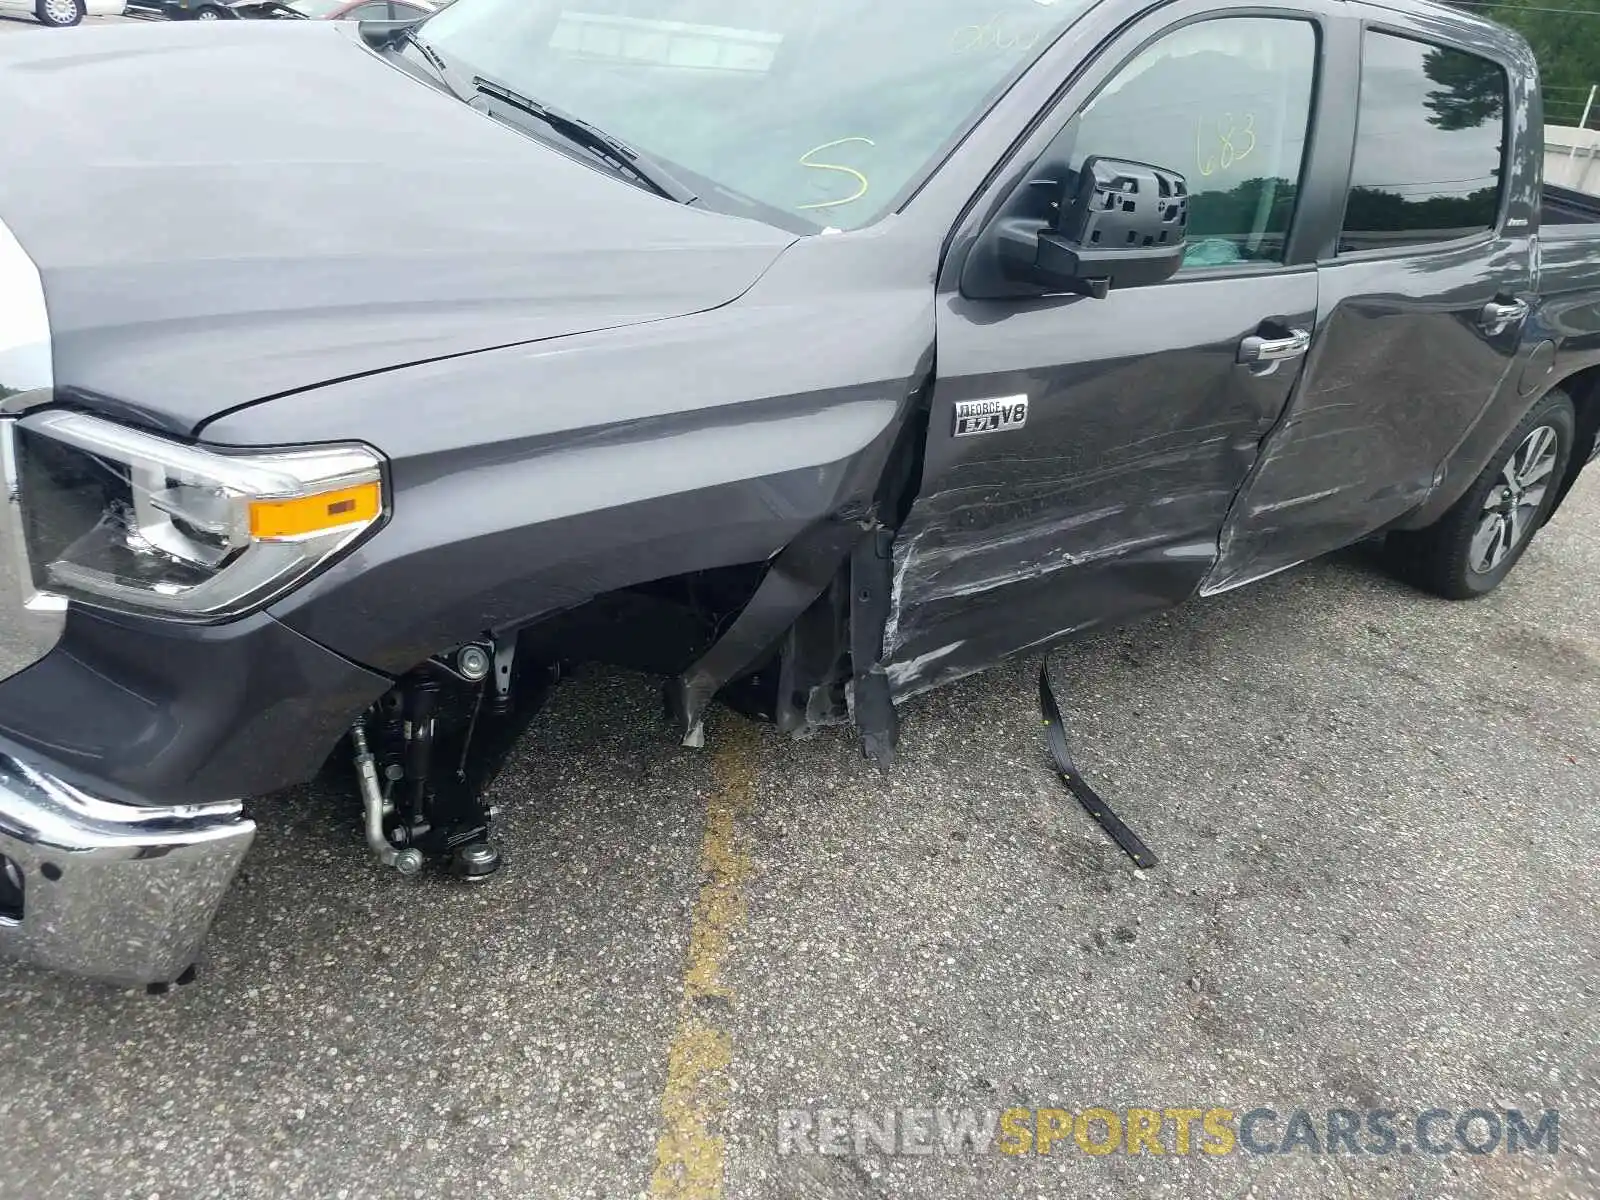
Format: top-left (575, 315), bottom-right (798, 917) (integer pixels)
top-left (1338, 31), bottom-right (1508, 253)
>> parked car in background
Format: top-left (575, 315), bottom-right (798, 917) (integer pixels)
top-left (0, 0), bottom-right (123, 27)
top-left (222, 0), bottom-right (436, 18)
top-left (290, 0), bottom-right (438, 17)
top-left (142, 0), bottom-right (230, 19)
top-left (155, 0), bottom-right (433, 20)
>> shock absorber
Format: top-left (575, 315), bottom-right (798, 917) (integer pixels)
top-left (401, 678), bottom-right (442, 829)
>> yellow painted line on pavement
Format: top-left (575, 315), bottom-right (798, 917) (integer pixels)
top-left (649, 720), bottom-right (758, 1200)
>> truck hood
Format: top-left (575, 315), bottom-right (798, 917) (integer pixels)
top-left (0, 22), bottom-right (795, 434)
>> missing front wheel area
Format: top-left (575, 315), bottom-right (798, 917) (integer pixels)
top-left (350, 635), bottom-right (555, 879)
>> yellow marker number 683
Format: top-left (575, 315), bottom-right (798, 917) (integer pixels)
top-left (1194, 112), bottom-right (1256, 177)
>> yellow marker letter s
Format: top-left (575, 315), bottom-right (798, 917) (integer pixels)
top-left (797, 137), bottom-right (875, 211)
top-left (997, 1107), bottom-right (1034, 1156)
top-left (1202, 1108), bottom-right (1237, 1155)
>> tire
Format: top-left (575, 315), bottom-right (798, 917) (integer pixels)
top-left (35, 0), bottom-right (84, 25)
top-left (1389, 388), bottom-right (1576, 600)
top-left (193, 3), bottom-right (222, 16)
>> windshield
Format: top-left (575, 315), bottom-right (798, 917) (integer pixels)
top-left (419, 0), bottom-right (1088, 230)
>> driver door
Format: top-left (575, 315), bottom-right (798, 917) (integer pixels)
top-left (884, 9), bottom-right (1328, 697)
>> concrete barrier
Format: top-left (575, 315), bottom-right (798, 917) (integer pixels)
top-left (1545, 123), bottom-right (1600, 194)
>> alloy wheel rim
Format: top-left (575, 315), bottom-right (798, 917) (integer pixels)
top-left (43, 0), bottom-right (76, 21)
top-left (1470, 424), bottom-right (1559, 574)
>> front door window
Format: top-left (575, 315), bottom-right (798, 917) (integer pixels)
top-left (1065, 17), bottom-right (1319, 269)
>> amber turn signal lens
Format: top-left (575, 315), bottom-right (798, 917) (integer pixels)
top-left (248, 481), bottom-right (381, 540)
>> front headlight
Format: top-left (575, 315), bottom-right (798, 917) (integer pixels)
top-left (5, 411), bottom-right (384, 620)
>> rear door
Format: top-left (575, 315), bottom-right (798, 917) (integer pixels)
top-left (1205, 14), bottom-right (1533, 592)
top-left (885, 2), bottom-right (1332, 697)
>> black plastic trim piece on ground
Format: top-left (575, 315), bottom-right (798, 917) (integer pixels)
top-left (1038, 662), bottom-right (1158, 870)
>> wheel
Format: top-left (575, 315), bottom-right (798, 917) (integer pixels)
top-left (1389, 388), bottom-right (1576, 599)
top-left (35, 0), bottom-right (84, 25)
top-left (193, 3), bottom-right (223, 16)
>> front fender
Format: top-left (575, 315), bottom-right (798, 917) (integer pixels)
top-left (205, 296), bottom-right (936, 675)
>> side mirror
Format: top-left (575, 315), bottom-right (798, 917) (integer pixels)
top-left (997, 157), bottom-right (1189, 298)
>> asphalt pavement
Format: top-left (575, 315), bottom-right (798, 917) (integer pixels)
top-left (0, 16), bottom-right (1596, 1198)
top-left (0, 458), bottom-right (1591, 1200)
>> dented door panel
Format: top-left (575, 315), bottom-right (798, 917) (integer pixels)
top-left (885, 269), bottom-right (1317, 698)
top-left (1205, 242), bottom-right (1530, 592)
top-left (1205, 10), bottom-right (1539, 593)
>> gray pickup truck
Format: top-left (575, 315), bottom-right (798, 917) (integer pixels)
top-left (0, 0), bottom-right (1597, 987)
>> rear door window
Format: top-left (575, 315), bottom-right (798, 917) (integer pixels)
top-left (1338, 32), bottom-right (1507, 253)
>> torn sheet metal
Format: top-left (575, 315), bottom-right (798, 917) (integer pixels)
top-left (848, 527), bottom-right (898, 767)
top-left (666, 516), bottom-right (866, 745)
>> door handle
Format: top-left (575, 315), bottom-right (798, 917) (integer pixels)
top-left (1237, 327), bottom-right (1311, 365)
top-left (1479, 297), bottom-right (1529, 336)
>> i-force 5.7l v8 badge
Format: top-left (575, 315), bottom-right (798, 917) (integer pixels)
top-left (953, 395), bottom-right (1029, 437)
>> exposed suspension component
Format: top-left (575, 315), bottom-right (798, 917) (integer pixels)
top-left (351, 720), bottom-right (423, 876)
top-left (349, 633), bottom-right (554, 880)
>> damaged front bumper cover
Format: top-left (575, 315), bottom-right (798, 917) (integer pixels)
top-left (0, 756), bottom-right (254, 986)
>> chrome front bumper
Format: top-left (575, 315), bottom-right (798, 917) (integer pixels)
top-left (0, 214), bottom-right (255, 986)
top-left (0, 756), bottom-right (254, 985)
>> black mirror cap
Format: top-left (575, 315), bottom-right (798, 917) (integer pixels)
top-left (990, 157), bottom-right (1188, 298)
top-left (1042, 157), bottom-right (1189, 297)
top-left (968, 157), bottom-right (1190, 301)
top-left (1059, 157), bottom-right (1187, 251)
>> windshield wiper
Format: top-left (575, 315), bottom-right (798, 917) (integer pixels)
top-left (471, 76), bottom-right (698, 205)
top-left (358, 19), bottom-right (465, 95)
top-left (398, 26), bottom-right (448, 77)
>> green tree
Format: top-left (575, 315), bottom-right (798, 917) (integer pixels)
top-left (1422, 44), bottom-right (1505, 130)
top-left (1447, 0), bottom-right (1600, 125)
